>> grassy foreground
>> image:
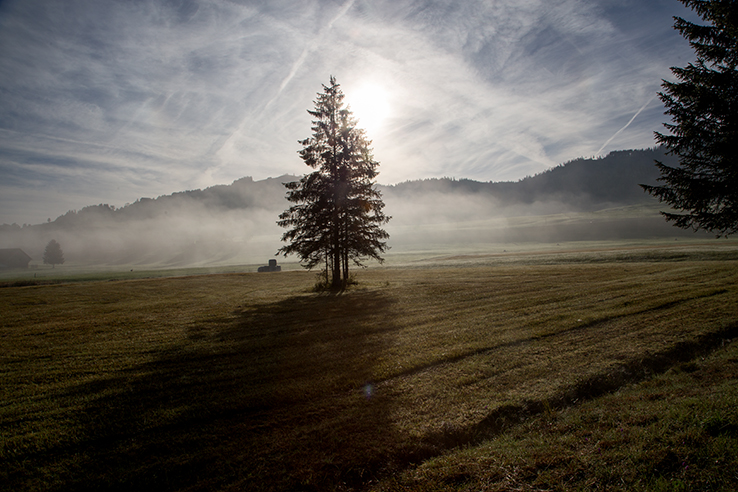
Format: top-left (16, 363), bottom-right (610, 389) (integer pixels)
top-left (2, 251), bottom-right (738, 491)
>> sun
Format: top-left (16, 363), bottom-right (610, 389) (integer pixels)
top-left (348, 83), bottom-right (390, 136)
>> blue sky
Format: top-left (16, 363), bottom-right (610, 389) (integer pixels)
top-left (0, 0), bottom-right (697, 224)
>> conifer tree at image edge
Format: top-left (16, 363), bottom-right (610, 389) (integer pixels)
top-left (642, 0), bottom-right (738, 236)
top-left (278, 76), bottom-right (390, 290)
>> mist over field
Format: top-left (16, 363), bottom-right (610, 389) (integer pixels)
top-left (0, 176), bottom-right (289, 267)
top-left (0, 148), bottom-right (711, 268)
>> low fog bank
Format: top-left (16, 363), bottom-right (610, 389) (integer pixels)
top-left (0, 176), bottom-right (294, 268)
top-left (381, 197), bottom-right (712, 254)
top-left (380, 147), bottom-right (701, 250)
top-left (0, 148), bottom-right (709, 269)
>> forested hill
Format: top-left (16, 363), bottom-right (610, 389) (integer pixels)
top-left (0, 148), bottom-right (679, 266)
top-left (382, 147), bottom-right (675, 210)
top-left (49, 175), bottom-right (297, 227)
top-left (2, 147), bottom-right (670, 232)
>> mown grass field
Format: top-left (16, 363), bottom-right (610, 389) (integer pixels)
top-left (2, 245), bottom-right (738, 491)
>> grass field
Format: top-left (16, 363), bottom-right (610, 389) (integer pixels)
top-left (2, 243), bottom-right (738, 491)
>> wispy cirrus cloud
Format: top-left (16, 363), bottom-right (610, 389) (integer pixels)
top-left (0, 0), bottom-right (695, 223)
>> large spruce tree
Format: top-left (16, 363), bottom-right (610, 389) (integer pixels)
top-left (278, 76), bottom-right (390, 289)
top-left (642, 0), bottom-right (738, 236)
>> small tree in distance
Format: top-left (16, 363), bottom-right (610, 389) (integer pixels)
top-left (642, 0), bottom-right (738, 236)
top-left (278, 76), bottom-right (390, 290)
top-left (43, 239), bottom-right (65, 268)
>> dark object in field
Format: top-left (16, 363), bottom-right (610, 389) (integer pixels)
top-left (258, 259), bottom-right (281, 272)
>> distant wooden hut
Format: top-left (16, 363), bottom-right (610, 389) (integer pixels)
top-left (0, 249), bottom-right (32, 269)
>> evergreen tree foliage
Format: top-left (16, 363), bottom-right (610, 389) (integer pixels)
top-left (642, 0), bottom-right (738, 236)
top-left (278, 76), bottom-right (390, 289)
top-left (43, 239), bottom-right (65, 268)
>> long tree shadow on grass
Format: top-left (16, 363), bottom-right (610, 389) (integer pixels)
top-left (53, 291), bottom-right (401, 491)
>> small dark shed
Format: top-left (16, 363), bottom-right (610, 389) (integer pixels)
top-left (257, 259), bottom-right (281, 272)
top-left (0, 249), bottom-right (32, 269)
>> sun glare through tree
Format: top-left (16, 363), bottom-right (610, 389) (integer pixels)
top-left (278, 76), bottom-right (390, 291)
top-left (347, 83), bottom-right (391, 136)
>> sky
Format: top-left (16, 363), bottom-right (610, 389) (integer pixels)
top-left (0, 0), bottom-right (699, 225)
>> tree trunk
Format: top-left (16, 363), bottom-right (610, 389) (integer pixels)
top-left (332, 228), bottom-right (341, 290)
top-left (342, 229), bottom-right (349, 287)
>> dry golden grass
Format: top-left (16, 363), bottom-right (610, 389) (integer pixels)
top-left (380, 338), bottom-right (738, 491)
top-left (1, 252), bottom-right (738, 491)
